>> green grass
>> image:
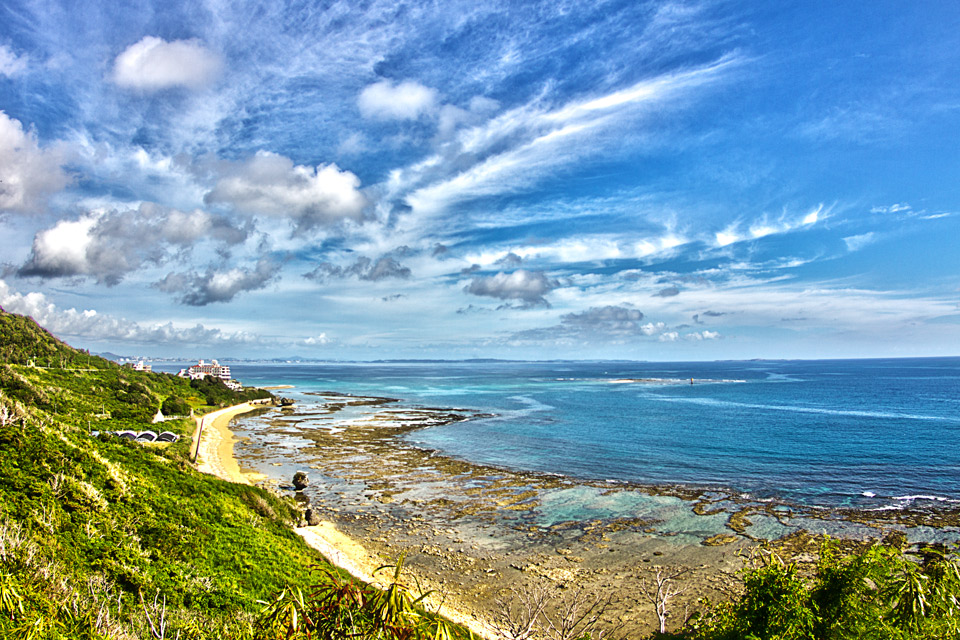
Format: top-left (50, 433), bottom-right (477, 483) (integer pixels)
top-left (0, 306), bottom-right (474, 640)
top-left (0, 307), bottom-right (327, 638)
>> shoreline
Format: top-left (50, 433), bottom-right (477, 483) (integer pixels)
top-left (194, 403), bottom-right (270, 484)
top-left (194, 401), bottom-right (498, 638)
top-left (206, 394), bottom-right (960, 636)
top-left (228, 397), bottom-right (756, 636)
top-left (294, 524), bottom-right (499, 638)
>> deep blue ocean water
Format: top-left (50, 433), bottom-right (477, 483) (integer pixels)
top-left (161, 358), bottom-right (960, 510)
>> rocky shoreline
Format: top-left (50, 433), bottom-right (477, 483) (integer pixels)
top-left (231, 392), bottom-right (960, 636)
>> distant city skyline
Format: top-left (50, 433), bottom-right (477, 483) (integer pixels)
top-left (1, 1), bottom-right (959, 360)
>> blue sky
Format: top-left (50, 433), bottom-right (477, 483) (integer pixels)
top-left (1, 0), bottom-right (959, 360)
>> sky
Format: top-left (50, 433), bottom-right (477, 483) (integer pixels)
top-left (1, 0), bottom-right (959, 361)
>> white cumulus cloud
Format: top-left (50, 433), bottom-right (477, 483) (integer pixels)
top-left (19, 204), bottom-right (247, 285)
top-left (464, 269), bottom-right (560, 308)
top-left (112, 36), bottom-right (222, 91)
top-left (685, 330), bottom-right (721, 340)
top-left (0, 112), bottom-right (71, 212)
top-left (0, 280), bottom-right (258, 346)
top-left (21, 216), bottom-right (97, 277)
top-left (205, 151), bottom-right (367, 229)
top-left (358, 80), bottom-right (438, 120)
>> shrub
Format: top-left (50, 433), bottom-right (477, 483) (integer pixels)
top-left (162, 396), bottom-right (192, 416)
top-left (695, 540), bottom-right (960, 640)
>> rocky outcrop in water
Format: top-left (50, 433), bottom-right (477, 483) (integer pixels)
top-left (293, 471), bottom-right (309, 491)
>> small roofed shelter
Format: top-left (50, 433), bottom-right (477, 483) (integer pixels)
top-left (152, 409), bottom-right (165, 423)
top-left (136, 431), bottom-right (158, 442)
top-left (117, 431), bottom-right (137, 440)
top-left (156, 431), bottom-right (179, 442)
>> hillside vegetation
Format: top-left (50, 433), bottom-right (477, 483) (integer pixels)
top-left (0, 308), bottom-right (317, 637)
top-left (0, 307), bottom-right (459, 639)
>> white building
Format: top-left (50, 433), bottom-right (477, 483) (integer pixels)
top-left (177, 359), bottom-right (232, 381)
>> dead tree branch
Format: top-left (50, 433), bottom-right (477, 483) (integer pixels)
top-left (639, 565), bottom-right (690, 635)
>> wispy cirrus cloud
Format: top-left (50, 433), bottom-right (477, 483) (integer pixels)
top-left (397, 53), bottom-right (742, 218)
top-left (870, 203), bottom-right (911, 214)
top-left (798, 103), bottom-right (903, 145)
top-left (459, 229), bottom-right (688, 270)
top-left (714, 204), bottom-right (826, 248)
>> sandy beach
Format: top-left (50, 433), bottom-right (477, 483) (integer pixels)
top-left (194, 401), bottom-right (498, 637)
top-left (294, 523), bottom-right (498, 638)
top-left (194, 403), bottom-right (269, 484)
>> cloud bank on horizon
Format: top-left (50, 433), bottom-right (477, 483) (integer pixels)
top-left (1, 0), bottom-right (959, 360)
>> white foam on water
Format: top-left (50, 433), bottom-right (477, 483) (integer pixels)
top-left (507, 395), bottom-right (555, 413)
top-left (651, 395), bottom-right (956, 422)
top-left (893, 494), bottom-right (960, 503)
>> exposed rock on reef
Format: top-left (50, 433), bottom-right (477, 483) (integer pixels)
top-left (293, 471), bottom-right (309, 491)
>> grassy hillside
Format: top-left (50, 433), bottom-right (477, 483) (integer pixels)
top-left (0, 307), bottom-right (467, 640)
top-left (0, 308), bottom-right (324, 638)
top-left (0, 310), bottom-right (110, 369)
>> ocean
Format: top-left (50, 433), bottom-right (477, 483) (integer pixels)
top-left (149, 356), bottom-right (960, 625)
top-left (161, 357), bottom-right (960, 513)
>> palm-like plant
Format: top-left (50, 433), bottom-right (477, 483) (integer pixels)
top-left (254, 556), bottom-right (462, 640)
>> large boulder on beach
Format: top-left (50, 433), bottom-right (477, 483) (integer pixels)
top-left (292, 471), bottom-right (309, 491)
top-left (304, 508), bottom-right (322, 526)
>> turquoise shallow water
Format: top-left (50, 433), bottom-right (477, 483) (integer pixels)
top-left (159, 357), bottom-right (960, 511)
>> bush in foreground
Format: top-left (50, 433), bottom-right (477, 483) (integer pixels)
top-left (681, 540), bottom-right (960, 640)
